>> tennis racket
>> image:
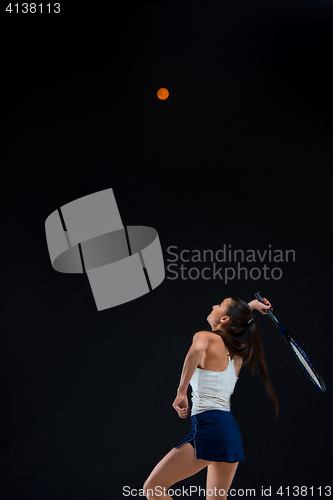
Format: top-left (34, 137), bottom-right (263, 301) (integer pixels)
top-left (255, 292), bottom-right (326, 392)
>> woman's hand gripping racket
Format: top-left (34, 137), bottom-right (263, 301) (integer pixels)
top-left (255, 292), bottom-right (326, 392)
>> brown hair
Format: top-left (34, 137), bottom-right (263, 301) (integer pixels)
top-left (212, 296), bottom-right (279, 417)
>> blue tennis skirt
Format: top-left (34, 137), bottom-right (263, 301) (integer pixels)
top-left (174, 409), bottom-right (244, 463)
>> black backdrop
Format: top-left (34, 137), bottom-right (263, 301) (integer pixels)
top-left (1, 1), bottom-right (332, 499)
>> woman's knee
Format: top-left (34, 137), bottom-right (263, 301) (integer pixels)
top-left (143, 478), bottom-right (159, 499)
top-left (143, 478), bottom-right (171, 499)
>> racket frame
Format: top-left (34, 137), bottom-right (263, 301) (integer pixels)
top-left (254, 292), bottom-right (326, 392)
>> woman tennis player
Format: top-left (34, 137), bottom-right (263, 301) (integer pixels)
top-left (143, 296), bottom-right (278, 500)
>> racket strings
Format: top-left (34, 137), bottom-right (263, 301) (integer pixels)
top-left (290, 342), bottom-right (324, 390)
top-left (254, 293), bottom-right (326, 391)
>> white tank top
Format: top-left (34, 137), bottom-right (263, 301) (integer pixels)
top-left (190, 352), bottom-right (239, 416)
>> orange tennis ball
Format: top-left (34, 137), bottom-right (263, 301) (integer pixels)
top-left (157, 88), bottom-right (169, 100)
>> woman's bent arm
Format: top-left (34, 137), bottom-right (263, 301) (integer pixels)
top-left (172, 332), bottom-right (210, 418)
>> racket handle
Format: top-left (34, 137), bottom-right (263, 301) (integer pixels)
top-left (254, 292), bottom-right (280, 327)
top-left (254, 291), bottom-right (266, 304)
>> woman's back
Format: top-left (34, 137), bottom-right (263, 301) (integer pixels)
top-left (196, 330), bottom-right (243, 377)
top-left (189, 331), bottom-right (243, 416)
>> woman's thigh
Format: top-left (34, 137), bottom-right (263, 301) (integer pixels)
top-left (206, 461), bottom-right (239, 500)
top-left (143, 443), bottom-right (212, 493)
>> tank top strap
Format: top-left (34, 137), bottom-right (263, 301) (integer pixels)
top-left (227, 350), bottom-right (235, 363)
top-left (226, 350), bottom-right (233, 368)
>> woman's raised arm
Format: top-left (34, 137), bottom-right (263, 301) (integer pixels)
top-left (248, 297), bottom-right (273, 314)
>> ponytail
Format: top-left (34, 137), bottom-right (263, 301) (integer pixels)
top-left (212, 296), bottom-right (279, 417)
top-left (247, 323), bottom-right (279, 417)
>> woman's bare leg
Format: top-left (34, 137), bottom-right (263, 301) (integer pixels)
top-left (143, 443), bottom-right (212, 499)
top-left (205, 461), bottom-right (239, 500)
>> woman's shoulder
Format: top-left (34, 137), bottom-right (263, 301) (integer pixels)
top-left (193, 330), bottom-right (217, 338)
top-left (192, 330), bottom-right (224, 343)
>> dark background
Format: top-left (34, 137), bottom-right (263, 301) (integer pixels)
top-left (1, 1), bottom-right (332, 498)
